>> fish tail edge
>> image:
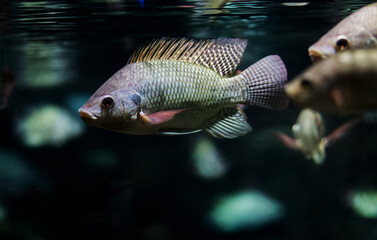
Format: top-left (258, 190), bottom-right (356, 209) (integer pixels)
top-left (240, 55), bottom-right (288, 110)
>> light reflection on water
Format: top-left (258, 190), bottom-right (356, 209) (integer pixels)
top-left (1, 1), bottom-right (377, 239)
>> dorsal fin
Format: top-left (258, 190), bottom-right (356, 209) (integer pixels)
top-left (127, 37), bottom-right (248, 77)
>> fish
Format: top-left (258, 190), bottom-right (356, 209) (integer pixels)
top-left (285, 48), bottom-right (377, 114)
top-left (198, 0), bottom-right (231, 14)
top-left (0, 67), bottom-right (15, 110)
top-left (78, 37), bottom-right (288, 139)
top-left (275, 108), bottom-right (362, 164)
top-left (308, 2), bottom-right (377, 62)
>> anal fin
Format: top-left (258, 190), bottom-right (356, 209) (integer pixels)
top-left (205, 107), bottom-right (252, 139)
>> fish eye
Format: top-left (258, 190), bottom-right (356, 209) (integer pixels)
top-left (301, 78), bottom-right (312, 90)
top-left (101, 96), bottom-right (114, 108)
top-left (335, 35), bottom-right (348, 51)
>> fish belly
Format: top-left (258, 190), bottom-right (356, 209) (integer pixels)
top-left (120, 106), bottom-right (226, 135)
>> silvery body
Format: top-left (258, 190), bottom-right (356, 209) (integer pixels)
top-left (79, 38), bottom-right (288, 138)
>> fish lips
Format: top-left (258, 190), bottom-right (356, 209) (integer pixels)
top-left (78, 107), bottom-right (98, 122)
top-left (308, 45), bottom-right (335, 62)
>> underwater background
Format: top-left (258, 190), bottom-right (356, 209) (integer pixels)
top-left (1, 0), bottom-right (377, 239)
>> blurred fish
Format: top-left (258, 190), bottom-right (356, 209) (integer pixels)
top-left (79, 37), bottom-right (288, 139)
top-left (198, 0), bottom-right (231, 14)
top-left (275, 108), bottom-right (362, 164)
top-left (0, 67), bottom-right (15, 110)
top-left (348, 189), bottom-right (377, 218)
top-left (202, 0), bottom-right (230, 9)
top-left (308, 2), bottom-right (377, 62)
top-left (211, 190), bottom-right (284, 232)
top-left (285, 48), bottom-right (377, 114)
top-left (19, 105), bottom-right (84, 147)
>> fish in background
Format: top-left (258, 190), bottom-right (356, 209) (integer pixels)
top-left (197, 0), bottom-right (231, 14)
top-left (285, 48), bottom-right (377, 114)
top-left (79, 37), bottom-right (288, 139)
top-left (275, 108), bottom-right (362, 164)
top-left (308, 2), bottom-right (377, 62)
top-left (0, 67), bottom-right (15, 110)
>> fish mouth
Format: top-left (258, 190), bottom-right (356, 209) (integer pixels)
top-left (284, 83), bottom-right (295, 99)
top-left (284, 81), bottom-right (304, 105)
top-left (308, 47), bottom-right (326, 62)
top-left (78, 107), bottom-right (98, 121)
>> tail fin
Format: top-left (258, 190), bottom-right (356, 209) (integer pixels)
top-left (240, 55), bottom-right (288, 110)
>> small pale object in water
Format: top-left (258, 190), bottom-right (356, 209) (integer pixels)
top-left (19, 105), bottom-right (84, 147)
top-left (79, 37), bottom-right (288, 139)
top-left (275, 108), bottom-right (362, 164)
top-left (348, 190), bottom-right (377, 219)
top-left (192, 137), bottom-right (227, 179)
top-left (210, 190), bottom-right (284, 232)
top-left (308, 2), bottom-right (377, 62)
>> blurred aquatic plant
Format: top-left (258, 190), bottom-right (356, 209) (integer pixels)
top-left (349, 190), bottom-right (377, 218)
top-left (191, 137), bottom-right (227, 179)
top-left (18, 105), bottom-right (84, 147)
top-left (210, 190), bottom-right (284, 232)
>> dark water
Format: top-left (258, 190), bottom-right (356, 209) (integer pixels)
top-left (1, 1), bottom-right (377, 239)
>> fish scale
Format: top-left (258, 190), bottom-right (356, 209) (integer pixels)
top-left (138, 60), bottom-right (242, 113)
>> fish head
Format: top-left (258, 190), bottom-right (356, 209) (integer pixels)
top-left (294, 108), bottom-right (325, 142)
top-left (308, 44), bottom-right (336, 62)
top-left (308, 3), bottom-right (377, 63)
top-left (308, 32), bottom-right (354, 62)
top-left (78, 86), bottom-right (142, 132)
top-left (285, 71), bottom-right (320, 106)
top-left (308, 30), bottom-right (376, 62)
top-left (285, 61), bottom-right (338, 112)
top-left (308, 2), bottom-right (377, 62)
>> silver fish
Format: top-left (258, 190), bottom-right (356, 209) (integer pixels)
top-left (276, 108), bottom-right (362, 164)
top-left (78, 38), bottom-right (288, 138)
top-left (309, 2), bottom-right (377, 62)
top-left (285, 48), bottom-right (377, 114)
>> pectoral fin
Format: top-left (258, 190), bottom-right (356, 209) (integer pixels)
top-left (326, 117), bottom-right (363, 147)
top-left (205, 107), bottom-right (252, 139)
top-left (332, 87), bottom-right (346, 110)
top-left (140, 109), bottom-right (185, 125)
top-left (274, 132), bottom-right (300, 151)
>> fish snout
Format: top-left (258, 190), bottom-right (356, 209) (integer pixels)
top-left (284, 82), bottom-right (296, 98)
top-left (308, 47), bottom-right (326, 62)
top-left (78, 107), bottom-right (98, 121)
top-left (308, 44), bottom-right (336, 62)
top-left (284, 81), bottom-right (304, 104)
